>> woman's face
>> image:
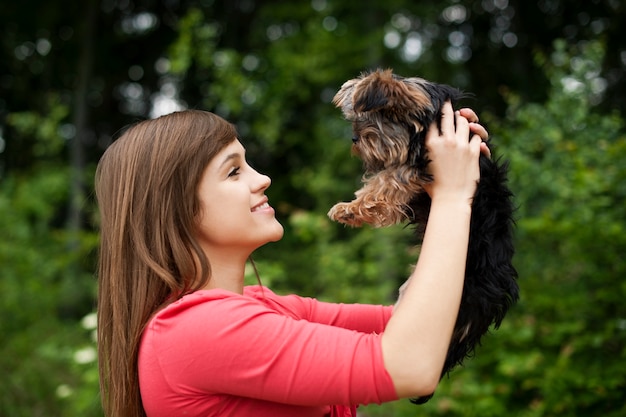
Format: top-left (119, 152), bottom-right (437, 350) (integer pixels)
top-left (195, 139), bottom-right (284, 257)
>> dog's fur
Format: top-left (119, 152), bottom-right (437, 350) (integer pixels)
top-left (328, 69), bottom-right (519, 404)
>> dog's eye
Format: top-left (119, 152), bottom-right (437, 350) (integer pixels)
top-left (352, 134), bottom-right (360, 144)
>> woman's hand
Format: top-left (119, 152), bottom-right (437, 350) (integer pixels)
top-left (422, 102), bottom-right (485, 203)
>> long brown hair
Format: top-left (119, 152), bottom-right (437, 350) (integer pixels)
top-left (95, 110), bottom-right (237, 417)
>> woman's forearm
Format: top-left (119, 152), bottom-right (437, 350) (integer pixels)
top-left (381, 195), bottom-right (472, 398)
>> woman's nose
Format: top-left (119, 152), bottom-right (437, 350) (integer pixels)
top-left (252, 169), bottom-right (271, 192)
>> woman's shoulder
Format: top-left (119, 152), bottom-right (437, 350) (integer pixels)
top-left (144, 286), bottom-right (315, 341)
top-left (148, 286), bottom-right (286, 322)
top-left (142, 286), bottom-right (310, 349)
top-left (242, 284), bottom-right (283, 300)
top-left (157, 287), bottom-right (258, 317)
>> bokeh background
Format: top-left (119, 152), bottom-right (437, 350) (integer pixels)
top-left (1, 1), bottom-right (625, 416)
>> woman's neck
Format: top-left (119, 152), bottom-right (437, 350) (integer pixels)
top-left (201, 251), bottom-right (248, 294)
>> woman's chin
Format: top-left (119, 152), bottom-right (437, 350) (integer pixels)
top-left (269, 224), bottom-right (285, 242)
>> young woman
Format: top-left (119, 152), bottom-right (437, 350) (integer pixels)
top-left (95, 102), bottom-right (489, 417)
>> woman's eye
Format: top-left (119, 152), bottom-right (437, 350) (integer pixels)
top-left (228, 167), bottom-right (241, 177)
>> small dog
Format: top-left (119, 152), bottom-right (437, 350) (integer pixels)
top-left (328, 69), bottom-right (519, 404)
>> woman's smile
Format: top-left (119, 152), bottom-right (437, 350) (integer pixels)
top-left (195, 139), bottom-right (284, 255)
top-left (251, 200), bottom-right (273, 213)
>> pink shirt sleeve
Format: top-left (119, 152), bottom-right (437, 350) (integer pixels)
top-left (140, 288), bottom-right (398, 410)
top-left (245, 286), bottom-right (393, 333)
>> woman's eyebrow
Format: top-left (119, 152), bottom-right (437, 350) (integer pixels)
top-left (218, 152), bottom-right (242, 169)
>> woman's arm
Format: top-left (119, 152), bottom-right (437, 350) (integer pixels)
top-left (246, 286), bottom-right (393, 333)
top-left (381, 103), bottom-right (485, 399)
top-left (294, 296), bottom-right (393, 333)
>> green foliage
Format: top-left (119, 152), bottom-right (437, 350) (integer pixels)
top-left (5, 98), bottom-right (68, 158)
top-left (0, 167), bottom-right (101, 416)
top-left (1, 97), bottom-right (100, 415)
top-left (167, 7), bottom-right (217, 75)
top-left (487, 39), bottom-right (626, 417)
top-left (4, 95), bottom-right (70, 168)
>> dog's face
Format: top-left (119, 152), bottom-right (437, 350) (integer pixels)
top-left (333, 69), bottom-right (462, 173)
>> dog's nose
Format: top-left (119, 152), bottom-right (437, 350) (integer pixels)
top-left (352, 135), bottom-right (359, 143)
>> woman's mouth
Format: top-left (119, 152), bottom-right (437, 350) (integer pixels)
top-left (251, 202), bottom-right (270, 212)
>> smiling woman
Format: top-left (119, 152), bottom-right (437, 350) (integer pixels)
top-left (95, 106), bottom-right (488, 417)
top-left (193, 140), bottom-right (284, 292)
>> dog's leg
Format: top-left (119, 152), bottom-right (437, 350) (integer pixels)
top-left (328, 170), bottom-right (415, 227)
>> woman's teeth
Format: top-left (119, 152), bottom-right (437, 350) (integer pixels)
top-left (252, 202), bottom-right (269, 212)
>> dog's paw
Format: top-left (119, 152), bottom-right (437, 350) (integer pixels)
top-left (328, 203), bottom-right (364, 227)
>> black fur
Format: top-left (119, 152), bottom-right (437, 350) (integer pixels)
top-left (406, 86), bottom-right (519, 404)
top-left (408, 153), bottom-right (518, 404)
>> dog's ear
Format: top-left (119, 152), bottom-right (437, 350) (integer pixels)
top-left (351, 69), bottom-right (432, 116)
top-left (332, 79), bottom-right (359, 119)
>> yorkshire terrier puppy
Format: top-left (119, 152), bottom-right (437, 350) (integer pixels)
top-left (328, 69), bottom-right (519, 404)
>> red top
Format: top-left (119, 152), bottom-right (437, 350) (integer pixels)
top-left (138, 286), bottom-right (398, 417)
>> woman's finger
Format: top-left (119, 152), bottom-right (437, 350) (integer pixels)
top-left (458, 108), bottom-right (479, 123)
top-left (439, 101), bottom-right (455, 136)
top-left (469, 122), bottom-right (489, 141)
top-left (479, 141), bottom-right (492, 159)
top-left (454, 111), bottom-right (470, 141)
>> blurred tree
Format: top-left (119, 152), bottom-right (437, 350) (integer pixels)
top-left (484, 39), bottom-right (626, 417)
top-left (0, 120), bottom-right (100, 414)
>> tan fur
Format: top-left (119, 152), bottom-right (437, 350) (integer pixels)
top-left (328, 69), bottom-right (435, 227)
top-left (328, 167), bottom-right (425, 227)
